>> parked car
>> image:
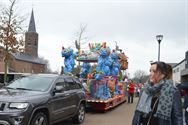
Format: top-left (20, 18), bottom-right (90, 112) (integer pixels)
top-left (0, 74), bottom-right (86, 125)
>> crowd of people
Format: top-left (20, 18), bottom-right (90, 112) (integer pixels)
top-left (131, 61), bottom-right (188, 125)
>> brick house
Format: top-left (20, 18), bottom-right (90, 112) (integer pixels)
top-left (0, 10), bottom-right (46, 73)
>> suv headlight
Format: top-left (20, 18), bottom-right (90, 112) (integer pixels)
top-left (9, 102), bottom-right (29, 109)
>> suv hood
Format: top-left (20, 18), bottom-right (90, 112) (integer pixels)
top-left (0, 88), bottom-right (48, 102)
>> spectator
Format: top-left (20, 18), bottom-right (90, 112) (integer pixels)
top-left (132, 61), bottom-right (183, 125)
top-left (127, 80), bottom-right (135, 103)
top-left (176, 81), bottom-right (188, 125)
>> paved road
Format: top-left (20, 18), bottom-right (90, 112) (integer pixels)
top-left (55, 98), bottom-right (138, 125)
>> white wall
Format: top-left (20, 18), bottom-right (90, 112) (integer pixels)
top-left (173, 60), bottom-right (186, 82)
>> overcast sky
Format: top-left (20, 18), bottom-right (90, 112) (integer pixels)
top-left (1, 0), bottom-right (188, 77)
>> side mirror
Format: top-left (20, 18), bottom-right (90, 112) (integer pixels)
top-left (54, 86), bottom-right (64, 93)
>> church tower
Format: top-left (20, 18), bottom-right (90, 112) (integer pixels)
top-left (25, 9), bottom-right (38, 57)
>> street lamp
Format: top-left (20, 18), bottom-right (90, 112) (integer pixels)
top-left (156, 35), bottom-right (163, 61)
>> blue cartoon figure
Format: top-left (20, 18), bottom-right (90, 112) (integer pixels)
top-left (61, 46), bottom-right (76, 73)
top-left (110, 50), bottom-right (120, 75)
top-left (80, 62), bottom-right (91, 78)
top-left (96, 43), bottom-right (112, 76)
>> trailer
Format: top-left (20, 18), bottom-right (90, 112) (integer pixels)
top-left (87, 94), bottom-right (126, 110)
top-left (83, 75), bottom-right (127, 111)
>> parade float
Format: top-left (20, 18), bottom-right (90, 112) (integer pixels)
top-left (61, 42), bottom-right (129, 111)
top-left (77, 42), bottom-right (129, 111)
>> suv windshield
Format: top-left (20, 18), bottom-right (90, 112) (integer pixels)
top-left (6, 75), bottom-right (55, 92)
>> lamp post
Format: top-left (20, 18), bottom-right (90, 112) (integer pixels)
top-left (156, 35), bottom-right (163, 61)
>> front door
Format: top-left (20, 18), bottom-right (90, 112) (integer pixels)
top-left (50, 79), bottom-right (72, 121)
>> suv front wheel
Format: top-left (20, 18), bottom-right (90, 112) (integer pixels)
top-left (72, 103), bottom-right (85, 124)
top-left (30, 112), bottom-right (48, 125)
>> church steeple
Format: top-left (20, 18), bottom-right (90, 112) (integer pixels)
top-left (25, 9), bottom-right (38, 57)
top-left (28, 9), bottom-right (36, 32)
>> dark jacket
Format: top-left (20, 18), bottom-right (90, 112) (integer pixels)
top-left (185, 94), bottom-right (188, 109)
top-left (132, 89), bottom-right (183, 125)
top-left (176, 82), bottom-right (188, 108)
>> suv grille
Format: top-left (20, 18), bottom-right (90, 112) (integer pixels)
top-left (0, 102), bottom-right (5, 111)
top-left (0, 120), bottom-right (10, 125)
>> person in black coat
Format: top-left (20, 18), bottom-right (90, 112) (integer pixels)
top-left (185, 84), bottom-right (188, 125)
top-left (132, 62), bottom-right (183, 125)
top-left (176, 81), bottom-right (188, 125)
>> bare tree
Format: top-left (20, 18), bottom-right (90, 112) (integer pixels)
top-left (0, 0), bottom-right (25, 83)
top-left (132, 70), bottom-right (149, 83)
top-left (74, 24), bottom-right (88, 47)
top-left (73, 24), bottom-right (88, 67)
top-left (39, 56), bottom-right (52, 73)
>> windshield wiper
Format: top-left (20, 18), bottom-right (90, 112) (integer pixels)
top-left (16, 88), bottom-right (33, 91)
top-left (4, 86), bottom-right (14, 89)
top-left (2, 86), bottom-right (12, 94)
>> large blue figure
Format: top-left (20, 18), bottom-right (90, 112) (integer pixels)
top-left (96, 47), bottom-right (112, 76)
top-left (110, 51), bottom-right (120, 75)
top-left (61, 47), bottom-right (75, 73)
top-left (80, 62), bottom-right (91, 78)
top-left (110, 51), bottom-right (120, 96)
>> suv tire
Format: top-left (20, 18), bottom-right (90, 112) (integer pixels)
top-left (30, 112), bottom-right (48, 125)
top-left (72, 103), bottom-right (85, 124)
